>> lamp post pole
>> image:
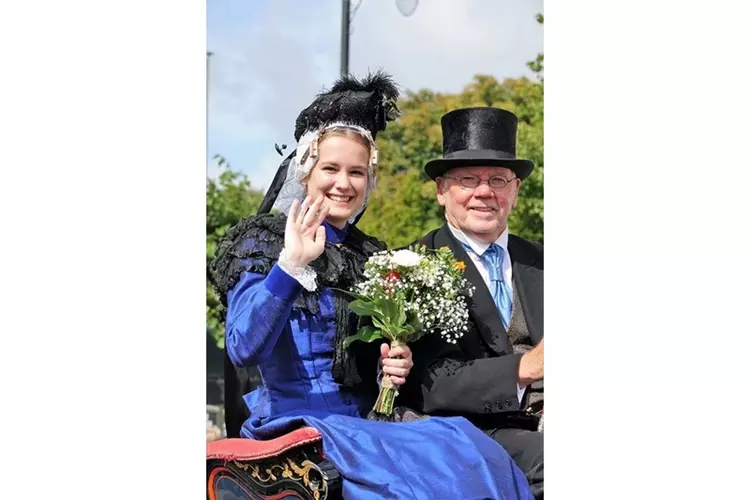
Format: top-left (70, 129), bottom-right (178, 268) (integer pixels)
top-left (340, 0), bottom-right (418, 77)
top-left (340, 0), bottom-right (350, 77)
top-left (207, 52), bottom-right (213, 119)
top-left (207, 51), bottom-right (213, 163)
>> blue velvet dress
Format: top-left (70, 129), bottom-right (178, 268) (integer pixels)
top-left (225, 221), bottom-right (533, 500)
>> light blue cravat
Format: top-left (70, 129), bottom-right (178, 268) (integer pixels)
top-left (481, 244), bottom-right (513, 329)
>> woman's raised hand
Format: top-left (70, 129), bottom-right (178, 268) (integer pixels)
top-left (284, 195), bottom-right (330, 268)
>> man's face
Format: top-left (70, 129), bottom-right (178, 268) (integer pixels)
top-left (436, 166), bottom-right (521, 243)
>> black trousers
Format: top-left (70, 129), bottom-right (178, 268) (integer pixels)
top-left (489, 427), bottom-right (544, 500)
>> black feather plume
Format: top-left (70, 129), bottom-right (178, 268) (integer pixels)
top-left (328, 70), bottom-right (399, 102)
top-left (294, 69), bottom-right (401, 141)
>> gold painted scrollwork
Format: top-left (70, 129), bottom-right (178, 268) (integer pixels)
top-left (231, 456), bottom-right (329, 500)
top-left (286, 458), bottom-right (328, 500)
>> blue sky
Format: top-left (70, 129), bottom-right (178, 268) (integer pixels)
top-left (207, 0), bottom-right (544, 192)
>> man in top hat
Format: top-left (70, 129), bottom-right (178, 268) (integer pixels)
top-left (401, 107), bottom-right (544, 498)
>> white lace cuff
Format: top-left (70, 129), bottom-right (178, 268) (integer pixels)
top-left (277, 249), bottom-right (317, 292)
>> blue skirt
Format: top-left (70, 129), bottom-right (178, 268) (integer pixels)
top-left (242, 412), bottom-right (533, 500)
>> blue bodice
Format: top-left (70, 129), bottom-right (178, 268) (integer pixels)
top-left (224, 222), bottom-right (370, 433)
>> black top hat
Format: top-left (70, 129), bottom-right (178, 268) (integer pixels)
top-left (424, 107), bottom-right (534, 180)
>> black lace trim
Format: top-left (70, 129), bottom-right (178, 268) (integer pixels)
top-left (209, 213), bottom-right (386, 387)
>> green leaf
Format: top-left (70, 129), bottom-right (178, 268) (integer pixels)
top-left (371, 315), bottom-right (390, 333)
top-left (348, 299), bottom-right (381, 318)
top-left (343, 326), bottom-right (383, 349)
top-left (396, 300), bottom-right (407, 327)
top-left (373, 296), bottom-right (397, 322)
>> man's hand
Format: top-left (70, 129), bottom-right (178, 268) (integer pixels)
top-left (518, 338), bottom-right (544, 387)
top-left (380, 342), bottom-right (414, 386)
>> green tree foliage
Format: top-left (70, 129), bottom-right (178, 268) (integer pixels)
top-left (206, 156), bottom-right (265, 347)
top-left (206, 73), bottom-right (544, 346)
top-left (207, 11), bottom-right (544, 346)
top-left (358, 73), bottom-right (544, 247)
top-left (358, 12), bottom-right (544, 247)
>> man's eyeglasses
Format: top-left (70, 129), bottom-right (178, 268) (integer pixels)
top-left (442, 175), bottom-right (518, 190)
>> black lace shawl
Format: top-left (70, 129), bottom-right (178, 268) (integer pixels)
top-left (209, 213), bottom-right (386, 387)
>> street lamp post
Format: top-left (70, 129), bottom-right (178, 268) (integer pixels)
top-left (340, 0), bottom-right (350, 77)
top-left (340, 0), bottom-right (418, 77)
top-left (207, 51), bottom-right (213, 120)
top-left (207, 51), bottom-right (213, 163)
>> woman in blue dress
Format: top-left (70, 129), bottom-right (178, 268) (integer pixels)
top-left (210, 72), bottom-right (533, 500)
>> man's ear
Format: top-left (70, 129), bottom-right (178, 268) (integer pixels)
top-left (511, 179), bottom-right (521, 209)
top-left (435, 178), bottom-right (447, 206)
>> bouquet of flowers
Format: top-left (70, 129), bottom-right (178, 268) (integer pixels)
top-left (342, 245), bottom-right (475, 417)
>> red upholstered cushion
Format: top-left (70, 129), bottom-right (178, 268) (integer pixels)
top-left (206, 427), bottom-right (323, 461)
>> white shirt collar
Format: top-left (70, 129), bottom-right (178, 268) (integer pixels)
top-left (446, 222), bottom-right (509, 258)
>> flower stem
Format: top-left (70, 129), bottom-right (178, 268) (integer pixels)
top-left (371, 340), bottom-right (402, 416)
top-left (373, 374), bottom-right (397, 416)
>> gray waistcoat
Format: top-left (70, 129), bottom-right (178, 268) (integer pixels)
top-left (507, 277), bottom-right (543, 408)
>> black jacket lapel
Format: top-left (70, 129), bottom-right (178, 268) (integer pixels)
top-left (509, 235), bottom-right (544, 345)
top-left (432, 224), bottom-right (512, 355)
